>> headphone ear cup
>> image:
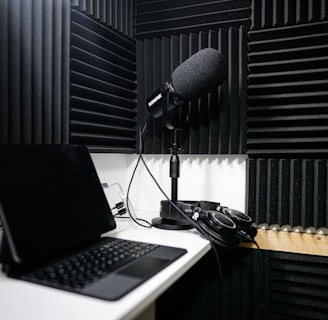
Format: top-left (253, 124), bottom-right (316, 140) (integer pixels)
top-left (221, 208), bottom-right (251, 229)
top-left (221, 208), bottom-right (257, 241)
top-left (197, 211), bottom-right (240, 249)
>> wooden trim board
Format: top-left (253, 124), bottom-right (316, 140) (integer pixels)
top-left (240, 229), bottom-right (328, 256)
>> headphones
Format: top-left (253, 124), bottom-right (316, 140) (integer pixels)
top-left (158, 200), bottom-right (257, 249)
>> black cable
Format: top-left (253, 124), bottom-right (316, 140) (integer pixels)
top-left (137, 132), bottom-right (265, 284)
top-left (139, 155), bottom-right (205, 234)
top-left (250, 238), bottom-right (264, 310)
top-left (126, 154), bottom-right (152, 228)
top-left (250, 240), bottom-right (263, 281)
top-left (136, 114), bottom-right (263, 290)
top-left (138, 113), bottom-right (225, 278)
top-left (139, 154), bottom-right (223, 279)
top-left (123, 117), bottom-right (153, 228)
top-left (126, 113), bottom-right (224, 278)
top-left (209, 241), bottom-right (223, 280)
top-left (125, 115), bottom-right (206, 233)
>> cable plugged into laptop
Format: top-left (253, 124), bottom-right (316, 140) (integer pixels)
top-left (111, 202), bottom-right (126, 216)
top-left (102, 182), bottom-right (135, 218)
top-left (102, 182), bottom-right (151, 227)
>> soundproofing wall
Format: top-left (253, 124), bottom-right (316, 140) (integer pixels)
top-left (247, 158), bottom-right (328, 229)
top-left (0, 0), bottom-right (137, 153)
top-left (247, 9), bottom-right (328, 157)
top-left (268, 251), bottom-right (328, 320)
top-left (71, 0), bottom-right (134, 38)
top-left (157, 248), bottom-right (328, 320)
top-left (135, 0), bottom-right (251, 154)
top-left (246, 0), bottom-right (328, 229)
top-left (70, 3), bottom-right (137, 152)
top-left (0, 0), bottom-right (70, 144)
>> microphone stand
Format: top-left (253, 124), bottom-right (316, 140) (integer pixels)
top-left (152, 90), bottom-right (194, 230)
top-left (169, 128), bottom-right (180, 204)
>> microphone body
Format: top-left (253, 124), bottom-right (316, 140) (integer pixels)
top-left (146, 82), bottom-right (183, 118)
top-left (146, 48), bottom-right (227, 118)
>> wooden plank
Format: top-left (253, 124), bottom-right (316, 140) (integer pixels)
top-left (240, 229), bottom-right (328, 256)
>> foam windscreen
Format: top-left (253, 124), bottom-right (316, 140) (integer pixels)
top-left (171, 48), bottom-right (227, 101)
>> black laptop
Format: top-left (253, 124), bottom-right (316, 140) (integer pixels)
top-left (0, 144), bottom-right (186, 300)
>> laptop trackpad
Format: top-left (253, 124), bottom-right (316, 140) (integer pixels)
top-left (119, 256), bottom-right (170, 278)
top-left (83, 256), bottom-right (169, 300)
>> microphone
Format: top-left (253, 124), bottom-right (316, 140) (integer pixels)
top-left (146, 48), bottom-right (227, 118)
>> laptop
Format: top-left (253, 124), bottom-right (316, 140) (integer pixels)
top-left (0, 144), bottom-right (186, 300)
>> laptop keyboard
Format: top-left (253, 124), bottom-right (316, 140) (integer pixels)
top-left (24, 238), bottom-right (159, 290)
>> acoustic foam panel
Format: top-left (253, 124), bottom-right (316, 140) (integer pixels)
top-left (70, 6), bottom-right (137, 152)
top-left (0, 0), bottom-right (136, 152)
top-left (247, 158), bottom-right (328, 229)
top-left (246, 0), bottom-right (328, 230)
top-left (0, 0), bottom-right (70, 144)
top-left (135, 0), bottom-right (251, 154)
top-left (247, 1), bottom-right (328, 157)
top-left (157, 248), bottom-right (328, 320)
top-left (136, 28), bottom-right (249, 154)
top-left (134, 0), bottom-right (251, 39)
top-left (73, 0), bottom-right (134, 38)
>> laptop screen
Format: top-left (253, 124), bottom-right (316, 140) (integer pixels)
top-left (0, 144), bottom-right (116, 264)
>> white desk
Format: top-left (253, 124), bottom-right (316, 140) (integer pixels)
top-left (0, 212), bottom-right (211, 320)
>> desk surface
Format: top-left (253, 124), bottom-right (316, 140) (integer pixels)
top-left (0, 212), bottom-right (210, 320)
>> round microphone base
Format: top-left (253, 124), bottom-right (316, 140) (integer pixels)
top-left (152, 217), bottom-right (194, 230)
top-left (152, 200), bottom-right (195, 230)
